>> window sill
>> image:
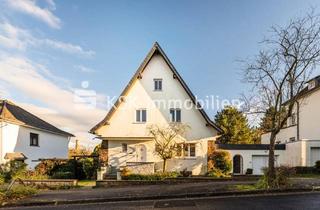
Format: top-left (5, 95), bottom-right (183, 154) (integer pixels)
top-left (132, 122), bottom-right (147, 124)
top-left (30, 145), bottom-right (40, 147)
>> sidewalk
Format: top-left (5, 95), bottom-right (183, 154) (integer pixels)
top-left (4, 178), bottom-right (320, 208)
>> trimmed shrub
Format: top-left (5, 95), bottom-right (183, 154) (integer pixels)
top-left (51, 172), bottom-right (74, 179)
top-left (295, 166), bottom-right (316, 174)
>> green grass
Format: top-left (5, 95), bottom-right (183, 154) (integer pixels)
top-left (77, 180), bottom-right (96, 187)
top-left (231, 184), bottom-right (258, 191)
top-left (293, 174), bottom-right (320, 178)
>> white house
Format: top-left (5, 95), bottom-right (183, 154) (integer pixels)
top-left (260, 76), bottom-right (320, 168)
top-left (90, 42), bottom-right (222, 175)
top-left (0, 100), bottom-right (73, 168)
top-left (216, 76), bottom-right (320, 175)
top-left (91, 42), bottom-right (320, 176)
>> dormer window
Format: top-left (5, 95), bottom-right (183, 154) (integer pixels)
top-left (154, 79), bottom-right (162, 91)
top-left (308, 80), bottom-right (316, 90)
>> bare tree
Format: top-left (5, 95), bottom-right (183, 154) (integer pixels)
top-left (243, 10), bottom-right (320, 187)
top-left (148, 123), bottom-right (190, 172)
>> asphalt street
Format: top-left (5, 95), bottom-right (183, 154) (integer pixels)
top-left (4, 192), bottom-right (320, 210)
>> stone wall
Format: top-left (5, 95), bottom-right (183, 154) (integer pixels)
top-left (126, 162), bottom-right (155, 174)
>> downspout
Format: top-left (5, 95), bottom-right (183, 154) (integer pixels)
top-left (296, 101), bottom-right (300, 141)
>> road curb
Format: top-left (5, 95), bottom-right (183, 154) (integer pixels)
top-left (2, 188), bottom-right (320, 208)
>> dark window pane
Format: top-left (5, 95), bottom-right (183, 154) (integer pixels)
top-left (30, 133), bottom-right (39, 146)
top-left (176, 109), bottom-right (181, 122)
top-left (136, 110), bottom-right (141, 122)
top-left (184, 144), bottom-right (188, 156)
top-left (170, 109), bottom-right (175, 122)
top-left (122, 143), bottom-right (128, 152)
top-left (158, 80), bottom-right (162, 90)
top-left (142, 110), bottom-right (147, 122)
top-left (190, 144), bottom-right (196, 157)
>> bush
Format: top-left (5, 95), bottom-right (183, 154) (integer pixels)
top-left (80, 158), bottom-right (97, 179)
top-left (180, 169), bottom-right (192, 177)
top-left (207, 168), bottom-right (230, 178)
top-left (295, 166), bottom-right (316, 174)
top-left (315, 161), bottom-right (320, 173)
top-left (257, 165), bottom-right (296, 189)
top-left (0, 161), bottom-right (27, 183)
top-left (51, 172), bottom-right (74, 179)
top-left (122, 172), bottom-right (179, 181)
top-left (0, 185), bottom-right (37, 204)
top-left (120, 167), bottom-right (131, 177)
top-left (207, 149), bottom-right (232, 176)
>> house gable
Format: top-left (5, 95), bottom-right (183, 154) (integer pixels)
top-left (91, 42), bottom-right (221, 140)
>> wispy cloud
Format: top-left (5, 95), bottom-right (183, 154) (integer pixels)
top-left (0, 54), bottom-right (106, 147)
top-left (74, 65), bottom-right (96, 73)
top-left (0, 21), bottom-right (32, 50)
top-left (41, 39), bottom-right (95, 57)
top-left (6, 0), bottom-right (61, 29)
top-left (0, 21), bottom-right (95, 57)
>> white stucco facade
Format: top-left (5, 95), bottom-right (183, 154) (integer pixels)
top-left (260, 78), bottom-right (320, 168)
top-left (0, 122), bottom-right (70, 169)
top-left (93, 44), bottom-right (220, 175)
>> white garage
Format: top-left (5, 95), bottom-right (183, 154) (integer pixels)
top-left (310, 147), bottom-right (320, 166)
top-left (252, 155), bottom-right (269, 175)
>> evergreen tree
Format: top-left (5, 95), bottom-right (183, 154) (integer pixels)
top-left (215, 106), bottom-right (254, 144)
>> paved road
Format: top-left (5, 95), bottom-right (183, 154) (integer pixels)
top-left (4, 192), bottom-right (320, 210)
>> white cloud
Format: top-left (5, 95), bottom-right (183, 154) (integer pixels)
top-left (6, 0), bottom-right (61, 29)
top-left (0, 21), bottom-right (95, 57)
top-left (0, 22), bottom-right (33, 50)
top-left (41, 39), bottom-right (95, 57)
top-left (74, 65), bottom-right (95, 73)
top-left (0, 54), bottom-right (106, 147)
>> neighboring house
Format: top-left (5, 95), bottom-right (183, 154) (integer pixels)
top-left (260, 75), bottom-right (320, 168)
top-left (0, 100), bottom-right (73, 168)
top-left (90, 42), bottom-right (222, 175)
top-left (217, 76), bottom-right (320, 175)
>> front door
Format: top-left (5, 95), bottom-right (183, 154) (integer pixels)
top-left (136, 144), bottom-right (147, 162)
top-left (233, 155), bottom-right (242, 174)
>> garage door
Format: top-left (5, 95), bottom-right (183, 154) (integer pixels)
top-left (252, 155), bottom-right (279, 175)
top-left (311, 147), bottom-right (320, 166)
top-left (252, 155), bottom-right (268, 175)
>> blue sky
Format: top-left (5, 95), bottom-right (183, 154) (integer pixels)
top-left (0, 0), bottom-right (320, 147)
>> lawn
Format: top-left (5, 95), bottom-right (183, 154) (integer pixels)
top-left (229, 184), bottom-right (258, 191)
top-left (77, 180), bottom-right (96, 187)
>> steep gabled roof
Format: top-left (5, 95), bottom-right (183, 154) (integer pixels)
top-left (0, 100), bottom-right (74, 137)
top-left (90, 42), bottom-right (222, 134)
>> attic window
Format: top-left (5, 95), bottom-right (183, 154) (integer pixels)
top-left (154, 79), bottom-right (162, 91)
top-left (308, 80), bottom-right (316, 90)
top-left (136, 109), bottom-right (147, 123)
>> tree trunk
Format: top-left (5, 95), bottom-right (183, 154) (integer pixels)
top-left (163, 159), bottom-right (167, 172)
top-left (268, 132), bottom-right (276, 187)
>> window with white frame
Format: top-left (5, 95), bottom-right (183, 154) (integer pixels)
top-left (136, 109), bottom-right (147, 123)
top-left (177, 143), bottom-right (196, 158)
top-left (154, 79), bottom-right (162, 91)
top-left (170, 108), bottom-right (181, 122)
